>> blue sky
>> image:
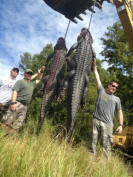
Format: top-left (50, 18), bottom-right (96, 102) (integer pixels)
top-left (0, 0), bottom-right (119, 78)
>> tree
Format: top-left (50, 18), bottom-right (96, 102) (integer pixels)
top-left (19, 43), bottom-right (53, 72)
top-left (19, 52), bottom-right (33, 71)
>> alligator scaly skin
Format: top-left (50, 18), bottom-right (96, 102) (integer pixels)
top-left (36, 38), bottom-right (67, 135)
top-left (66, 29), bottom-right (95, 135)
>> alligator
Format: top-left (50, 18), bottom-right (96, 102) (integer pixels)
top-left (36, 37), bottom-right (67, 135)
top-left (62, 28), bottom-right (96, 135)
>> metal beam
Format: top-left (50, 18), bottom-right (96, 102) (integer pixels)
top-left (110, 0), bottom-right (133, 54)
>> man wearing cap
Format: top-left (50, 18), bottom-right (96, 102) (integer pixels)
top-left (1, 66), bottom-right (45, 132)
top-left (0, 67), bottom-right (19, 118)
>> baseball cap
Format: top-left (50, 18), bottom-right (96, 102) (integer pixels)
top-left (25, 69), bottom-right (33, 75)
top-left (12, 67), bottom-right (19, 73)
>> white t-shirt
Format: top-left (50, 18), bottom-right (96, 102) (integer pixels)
top-left (0, 76), bottom-right (17, 104)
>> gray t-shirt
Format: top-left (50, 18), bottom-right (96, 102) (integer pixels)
top-left (93, 86), bottom-right (121, 125)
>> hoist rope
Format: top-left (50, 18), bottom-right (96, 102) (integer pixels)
top-left (88, 4), bottom-right (95, 30)
top-left (64, 5), bottom-right (95, 39)
top-left (64, 20), bottom-right (71, 39)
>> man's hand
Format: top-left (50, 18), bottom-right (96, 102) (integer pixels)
top-left (31, 66), bottom-right (45, 81)
top-left (38, 66), bottom-right (45, 74)
top-left (10, 104), bottom-right (17, 111)
top-left (36, 66), bottom-right (45, 84)
top-left (40, 66), bottom-right (45, 73)
top-left (116, 125), bottom-right (123, 134)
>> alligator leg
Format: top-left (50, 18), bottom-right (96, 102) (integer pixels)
top-left (35, 75), bottom-right (49, 97)
top-left (81, 74), bottom-right (89, 109)
top-left (57, 70), bottom-right (75, 102)
top-left (41, 75), bottom-right (49, 90)
top-left (64, 70), bottom-right (75, 88)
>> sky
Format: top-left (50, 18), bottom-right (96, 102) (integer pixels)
top-left (0, 0), bottom-right (119, 79)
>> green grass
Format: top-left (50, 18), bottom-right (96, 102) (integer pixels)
top-left (0, 123), bottom-right (132, 177)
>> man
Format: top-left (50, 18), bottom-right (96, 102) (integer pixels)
top-left (1, 66), bottom-right (45, 132)
top-left (0, 67), bottom-right (19, 118)
top-left (91, 58), bottom-right (123, 155)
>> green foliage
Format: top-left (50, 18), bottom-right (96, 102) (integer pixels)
top-left (19, 52), bottom-right (33, 71)
top-left (101, 22), bottom-right (132, 72)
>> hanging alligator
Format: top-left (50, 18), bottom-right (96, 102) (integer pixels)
top-left (61, 28), bottom-right (96, 135)
top-left (36, 37), bottom-right (67, 135)
top-left (43, 0), bottom-right (104, 23)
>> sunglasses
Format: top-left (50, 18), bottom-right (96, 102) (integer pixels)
top-left (12, 70), bottom-right (19, 73)
top-left (26, 72), bottom-right (33, 75)
top-left (111, 84), bottom-right (118, 89)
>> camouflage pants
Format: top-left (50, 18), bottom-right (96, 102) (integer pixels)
top-left (0, 104), bottom-right (9, 120)
top-left (91, 119), bottom-right (113, 154)
top-left (2, 102), bottom-right (28, 130)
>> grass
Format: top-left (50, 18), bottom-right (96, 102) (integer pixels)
top-left (0, 122), bottom-right (132, 177)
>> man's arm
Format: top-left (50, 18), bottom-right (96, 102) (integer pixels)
top-left (10, 90), bottom-right (18, 111)
top-left (116, 109), bottom-right (123, 134)
top-left (93, 58), bottom-right (102, 90)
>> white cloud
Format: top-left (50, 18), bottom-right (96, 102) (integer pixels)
top-left (0, 60), bottom-right (22, 80)
top-left (0, 0), bottom-right (120, 78)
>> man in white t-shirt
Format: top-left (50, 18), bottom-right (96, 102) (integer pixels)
top-left (0, 67), bottom-right (19, 118)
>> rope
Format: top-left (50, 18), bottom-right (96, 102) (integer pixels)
top-left (64, 4), bottom-right (95, 37)
top-left (88, 4), bottom-right (95, 30)
top-left (64, 20), bottom-right (71, 39)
